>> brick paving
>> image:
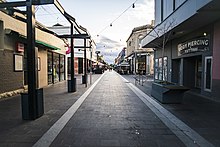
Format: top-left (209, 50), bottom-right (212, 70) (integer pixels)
top-left (0, 71), bottom-right (219, 146)
top-left (0, 74), bottom-right (101, 147)
top-left (50, 71), bottom-right (184, 147)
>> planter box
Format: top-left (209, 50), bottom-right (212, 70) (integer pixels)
top-left (151, 82), bottom-right (189, 104)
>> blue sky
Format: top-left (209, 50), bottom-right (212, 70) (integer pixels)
top-left (8, 0), bottom-right (154, 64)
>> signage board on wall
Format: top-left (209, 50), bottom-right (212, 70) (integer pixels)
top-left (17, 43), bottom-right (24, 52)
top-left (177, 37), bottom-right (209, 56)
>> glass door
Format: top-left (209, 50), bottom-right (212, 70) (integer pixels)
top-left (47, 52), bottom-right (53, 84)
top-left (195, 58), bottom-right (202, 88)
top-left (204, 56), bottom-right (212, 92)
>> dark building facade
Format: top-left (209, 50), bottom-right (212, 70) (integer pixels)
top-left (142, 0), bottom-right (220, 101)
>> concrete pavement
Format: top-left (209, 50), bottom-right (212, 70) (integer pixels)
top-left (0, 71), bottom-right (220, 146)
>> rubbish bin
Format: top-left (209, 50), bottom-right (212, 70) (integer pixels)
top-left (36, 88), bottom-right (44, 117)
top-left (21, 88), bottom-right (44, 120)
top-left (68, 78), bottom-right (76, 92)
top-left (82, 75), bottom-right (87, 84)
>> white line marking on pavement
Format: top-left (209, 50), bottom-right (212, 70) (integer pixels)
top-left (33, 73), bottom-right (106, 147)
top-left (119, 75), bottom-right (214, 147)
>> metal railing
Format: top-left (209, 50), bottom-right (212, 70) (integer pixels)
top-left (134, 72), bottom-right (153, 86)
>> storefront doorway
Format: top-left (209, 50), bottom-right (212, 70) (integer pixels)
top-left (204, 56), bottom-right (212, 92)
top-left (195, 57), bottom-right (202, 88)
top-left (172, 59), bottom-right (181, 84)
top-left (137, 55), bottom-right (146, 74)
top-left (183, 56), bottom-right (202, 89)
top-left (47, 51), bottom-right (66, 84)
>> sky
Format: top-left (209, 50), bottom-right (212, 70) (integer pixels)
top-left (9, 0), bottom-right (154, 64)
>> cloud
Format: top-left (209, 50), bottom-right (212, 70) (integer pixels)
top-left (96, 36), bottom-right (125, 64)
top-left (128, 0), bottom-right (154, 22)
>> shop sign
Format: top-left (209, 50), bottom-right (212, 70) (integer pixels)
top-left (178, 37), bottom-right (209, 56)
top-left (17, 43), bottom-right (24, 52)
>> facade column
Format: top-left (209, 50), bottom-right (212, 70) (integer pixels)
top-left (179, 58), bottom-right (184, 86)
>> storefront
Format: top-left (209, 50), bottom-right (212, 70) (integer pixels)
top-left (153, 24), bottom-right (215, 99)
top-left (142, 0), bottom-right (220, 101)
top-left (135, 54), bottom-right (146, 74)
top-left (0, 9), bottom-right (67, 97)
top-left (130, 52), bottom-right (154, 75)
top-left (48, 51), bottom-right (66, 85)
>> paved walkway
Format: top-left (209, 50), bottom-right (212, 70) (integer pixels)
top-left (123, 74), bottom-right (220, 147)
top-left (0, 71), bottom-right (220, 146)
top-left (0, 74), bottom-right (101, 147)
top-left (35, 71), bottom-right (186, 147)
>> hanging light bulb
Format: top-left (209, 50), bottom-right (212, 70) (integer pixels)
top-left (132, 3), bottom-right (135, 8)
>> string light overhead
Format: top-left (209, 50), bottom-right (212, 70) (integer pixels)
top-left (97, 0), bottom-right (138, 36)
top-left (132, 3), bottom-right (135, 8)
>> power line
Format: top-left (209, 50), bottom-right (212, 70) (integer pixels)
top-left (97, 0), bottom-right (138, 37)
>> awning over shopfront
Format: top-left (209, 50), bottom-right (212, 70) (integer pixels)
top-left (35, 40), bottom-right (60, 50)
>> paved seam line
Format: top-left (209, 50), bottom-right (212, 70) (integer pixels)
top-left (33, 73), bottom-right (106, 147)
top-left (119, 75), bottom-right (214, 147)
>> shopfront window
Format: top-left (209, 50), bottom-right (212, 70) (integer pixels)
top-left (159, 58), bottom-right (163, 80)
top-left (163, 57), bottom-right (168, 81)
top-left (154, 58), bottom-right (159, 80)
top-left (48, 52), bottom-right (53, 84)
top-left (53, 53), bottom-right (59, 83)
top-left (47, 52), bottom-right (65, 84)
top-left (60, 55), bottom-right (65, 81)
